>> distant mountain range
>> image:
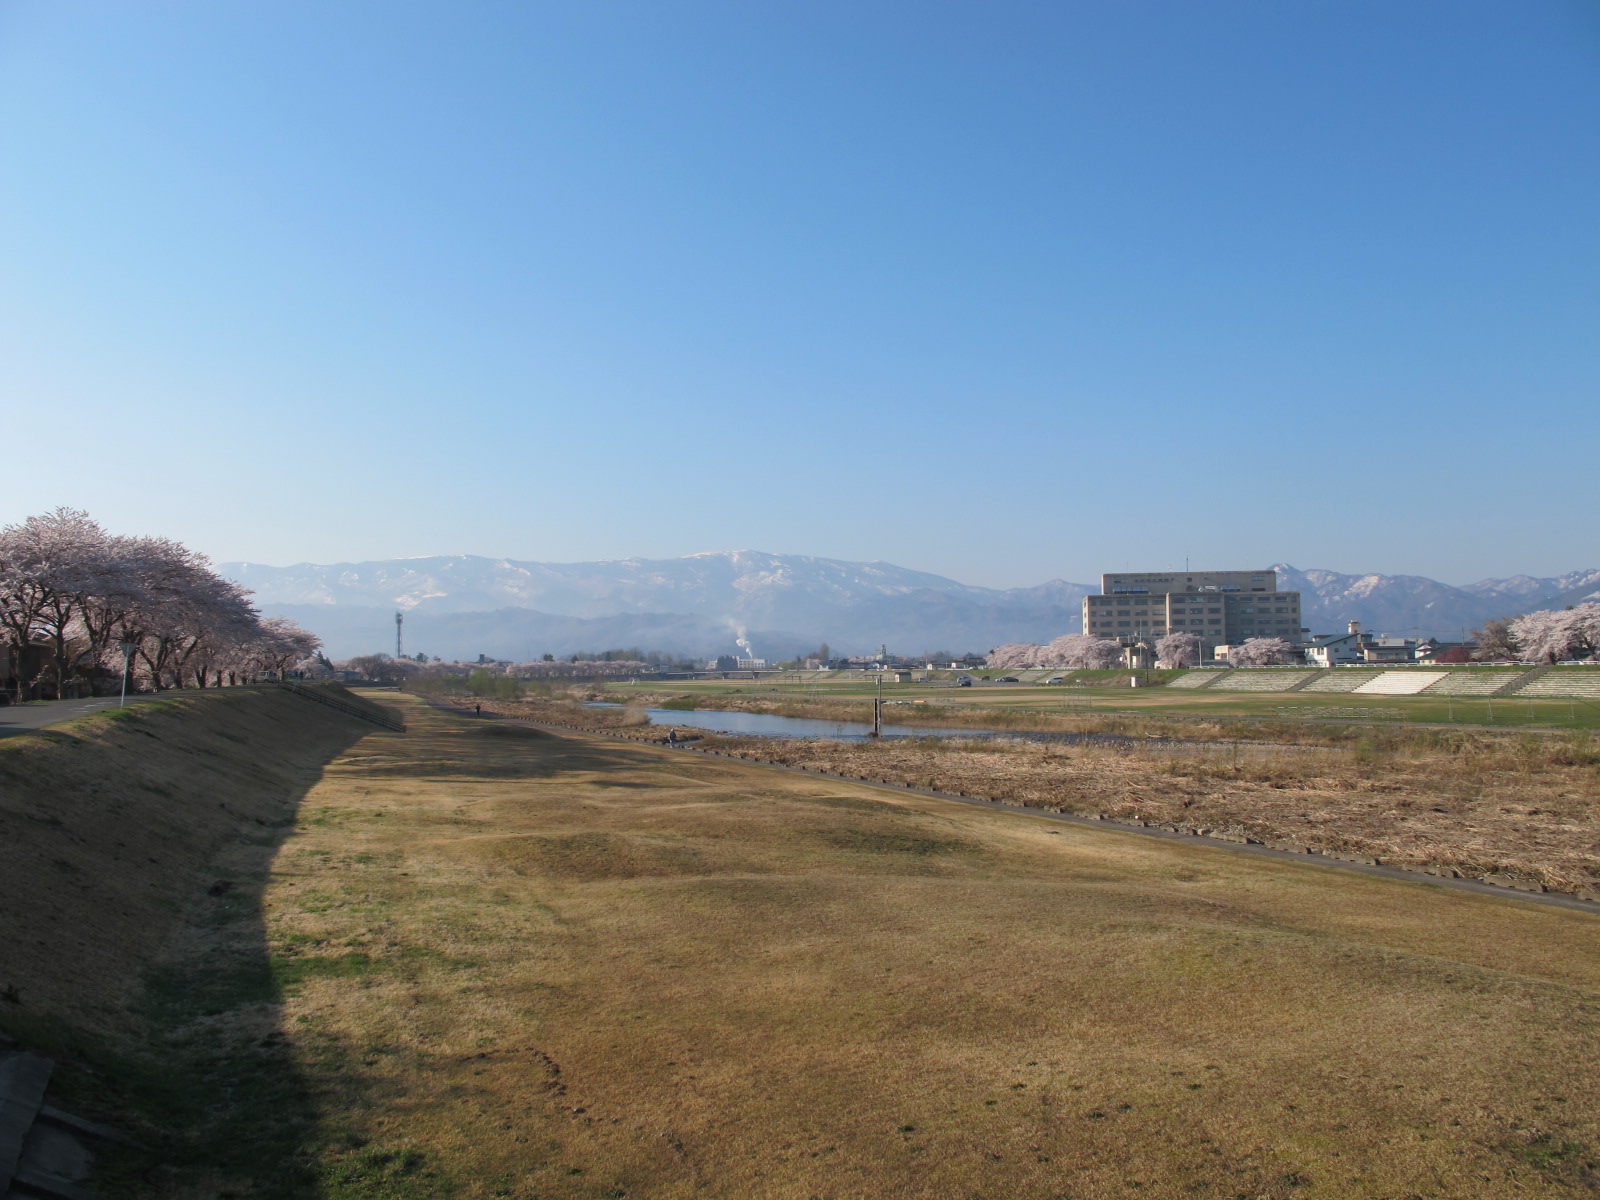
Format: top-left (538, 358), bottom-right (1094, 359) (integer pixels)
top-left (219, 552), bottom-right (1600, 661)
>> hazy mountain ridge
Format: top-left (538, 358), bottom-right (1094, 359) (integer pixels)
top-left (1271, 564), bottom-right (1600, 638)
top-left (222, 553), bottom-right (1600, 660)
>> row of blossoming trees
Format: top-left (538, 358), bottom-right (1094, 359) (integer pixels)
top-left (329, 655), bottom-right (655, 685)
top-left (0, 508), bottom-right (321, 699)
top-left (987, 602), bottom-right (1600, 673)
top-left (986, 630), bottom-right (1294, 670)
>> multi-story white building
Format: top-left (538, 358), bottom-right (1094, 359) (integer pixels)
top-left (1081, 569), bottom-right (1306, 656)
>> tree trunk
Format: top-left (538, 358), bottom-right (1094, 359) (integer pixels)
top-left (51, 630), bottom-right (68, 700)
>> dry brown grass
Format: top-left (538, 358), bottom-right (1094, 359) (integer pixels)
top-left (233, 695), bottom-right (1600, 1198)
top-left (0, 687), bottom-right (372, 1032)
top-left (480, 692), bottom-right (1600, 895)
top-left (696, 732), bottom-right (1600, 897)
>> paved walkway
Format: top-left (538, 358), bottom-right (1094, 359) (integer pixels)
top-left (0, 693), bottom-right (168, 740)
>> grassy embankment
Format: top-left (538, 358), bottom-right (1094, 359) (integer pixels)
top-left (9, 688), bottom-right (1600, 1197)
top-left (0, 685), bottom-right (389, 1195)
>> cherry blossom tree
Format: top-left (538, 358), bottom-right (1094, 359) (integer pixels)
top-left (127, 543), bottom-right (260, 690)
top-left (1155, 632), bottom-right (1202, 669)
top-left (1042, 634), bottom-right (1124, 669)
top-left (986, 643), bottom-right (1046, 669)
top-left (0, 508), bottom-right (319, 697)
top-left (508, 659), bottom-right (653, 678)
top-left (1471, 616), bottom-right (1519, 662)
top-left (230, 616), bottom-right (322, 683)
top-left (1229, 637), bottom-right (1295, 667)
top-left (0, 508), bottom-right (139, 698)
top-left (1509, 604), bottom-right (1600, 663)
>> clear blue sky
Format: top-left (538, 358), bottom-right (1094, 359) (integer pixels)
top-left (2, 1), bottom-right (1595, 587)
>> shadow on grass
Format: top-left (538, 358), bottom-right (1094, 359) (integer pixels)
top-left (0, 713), bottom-right (448, 1198)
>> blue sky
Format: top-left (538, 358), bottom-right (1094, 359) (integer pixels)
top-left (1, 1), bottom-right (1595, 587)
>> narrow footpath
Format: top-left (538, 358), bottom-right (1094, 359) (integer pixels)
top-left (0, 694), bottom-right (168, 740)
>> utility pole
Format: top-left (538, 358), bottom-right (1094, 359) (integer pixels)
top-left (118, 640), bottom-right (137, 707)
top-left (395, 611), bottom-right (404, 660)
top-left (872, 672), bottom-right (883, 737)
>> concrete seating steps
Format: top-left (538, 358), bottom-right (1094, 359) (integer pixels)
top-left (1300, 671), bottom-right (1385, 693)
top-left (1353, 671), bottom-right (1450, 695)
top-left (1166, 671), bottom-right (1227, 689)
top-left (1421, 672), bottom-right (1528, 695)
top-left (1513, 673), bottom-right (1600, 699)
top-left (1209, 671), bottom-right (1318, 692)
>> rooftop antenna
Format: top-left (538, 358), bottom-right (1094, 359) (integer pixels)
top-left (395, 610), bottom-right (404, 659)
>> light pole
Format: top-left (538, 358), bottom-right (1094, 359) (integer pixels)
top-left (118, 641), bottom-right (137, 707)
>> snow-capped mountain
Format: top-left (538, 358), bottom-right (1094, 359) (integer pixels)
top-left (220, 552), bottom-right (1600, 660)
top-left (1463, 569), bottom-right (1600, 610)
top-left (1273, 565), bottom-right (1600, 639)
top-left (221, 552), bottom-right (1096, 660)
top-left (225, 550), bottom-right (1015, 620)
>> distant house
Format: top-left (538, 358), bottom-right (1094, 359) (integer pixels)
top-left (1302, 623), bottom-right (1370, 667)
top-left (1301, 622), bottom-right (1417, 667)
top-left (1360, 638), bottom-right (1417, 664)
top-left (1416, 640), bottom-right (1476, 665)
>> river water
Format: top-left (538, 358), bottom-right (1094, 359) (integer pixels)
top-left (584, 703), bottom-right (1139, 746)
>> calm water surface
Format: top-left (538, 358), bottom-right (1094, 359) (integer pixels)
top-left (585, 703), bottom-right (1120, 744)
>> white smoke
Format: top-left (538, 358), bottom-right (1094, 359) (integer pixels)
top-left (735, 626), bottom-right (755, 660)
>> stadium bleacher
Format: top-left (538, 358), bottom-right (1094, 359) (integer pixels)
top-left (1209, 670), bottom-right (1320, 693)
top-left (1301, 671), bottom-right (1385, 693)
top-left (1165, 671), bottom-right (1227, 689)
top-left (1420, 671), bottom-right (1527, 696)
top-left (1352, 671), bottom-right (1449, 695)
top-left (1510, 670), bottom-right (1600, 699)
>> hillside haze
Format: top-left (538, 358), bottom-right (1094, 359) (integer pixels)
top-left (221, 552), bottom-right (1600, 661)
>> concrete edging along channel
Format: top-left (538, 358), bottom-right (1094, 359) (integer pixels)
top-left (463, 706), bottom-right (1600, 918)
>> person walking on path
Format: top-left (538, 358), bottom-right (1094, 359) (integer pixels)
top-left (474, 703), bottom-right (481, 716)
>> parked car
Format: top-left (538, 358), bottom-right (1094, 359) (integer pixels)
top-left (955, 676), bottom-right (973, 687)
top-left (1044, 676), bottom-right (1065, 684)
top-left (995, 676), bottom-right (1019, 683)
